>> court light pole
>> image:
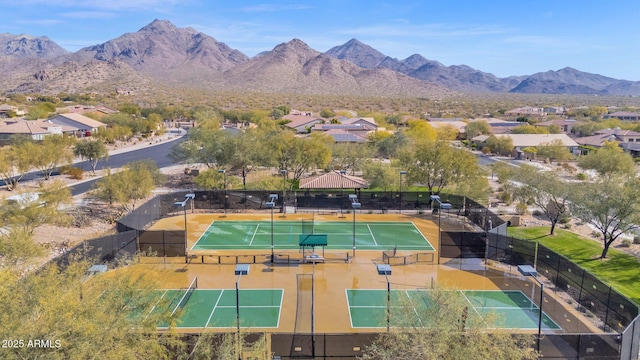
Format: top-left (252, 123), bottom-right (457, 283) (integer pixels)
top-left (517, 265), bottom-right (544, 352)
top-left (280, 169), bottom-right (287, 214)
top-left (234, 264), bottom-right (250, 360)
top-left (339, 169), bottom-right (346, 217)
top-left (349, 194), bottom-right (361, 258)
top-left (174, 193), bottom-right (195, 263)
top-left (218, 169), bottom-right (227, 215)
top-left (266, 194), bottom-right (278, 263)
top-left (399, 170), bottom-right (407, 214)
top-left (376, 264), bottom-right (392, 332)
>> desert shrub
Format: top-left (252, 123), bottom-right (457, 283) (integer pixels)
top-left (72, 212), bottom-right (92, 228)
top-left (532, 209), bottom-right (542, 216)
top-left (559, 216), bottom-right (571, 224)
top-left (481, 147), bottom-right (491, 154)
top-left (634, 236), bottom-right (640, 245)
top-left (515, 202), bottom-right (528, 215)
top-left (58, 165), bottom-right (73, 175)
top-left (620, 239), bottom-right (632, 248)
top-left (576, 173), bottom-right (587, 180)
top-left (590, 231), bottom-right (601, 238)
top-left (68, 167), bottom-right (84, 180)
top-left (498, 191), bottom-right (511, 205)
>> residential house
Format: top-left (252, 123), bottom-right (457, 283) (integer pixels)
top-left (543, 106), bottom-right (566, 115)
top-left (471, 118), bottom-right (522, 134)
top-left (427, 118), bottom-right (467, 139)
top-left (603, 111), bottom-right (640, 121)
top-left (0, 119), bottom-right (76, 145)
top-left (504, 106), bottom-right (546, 117)
top-left (534, 119), bottom-right (578, 134)
top-left (0, 104), bottom-right (25, 118)
top-left (57, 104), bottom-right (119, 119)
top-left (47, 113), bottom-right (107, 136)
top-left (322, 129), bottom-right (369, 143)
top-left (310, 117), bottom-right (380, 143)
top-left (472, 133), bottom-right (579, 159)
top-left (283, 114), bottom-right (325, 133)
top-left (575, 128), bottom-right (640, 157)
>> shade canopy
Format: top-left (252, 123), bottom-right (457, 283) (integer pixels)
top-left (299, 170), bottom-right (369, 190)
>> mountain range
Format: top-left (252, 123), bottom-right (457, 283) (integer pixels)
top-left (1, 19), bottom-right (639, 97)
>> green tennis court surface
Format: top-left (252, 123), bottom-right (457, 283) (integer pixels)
top-left (346, 289), bottom-right (561, 330)
top-left (153, 289), bottom-right (283, 328)
top-left (191, 220), bottom-right (433, 251)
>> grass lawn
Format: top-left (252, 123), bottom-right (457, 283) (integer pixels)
top-left (508, 226), bottom-right (640, 304)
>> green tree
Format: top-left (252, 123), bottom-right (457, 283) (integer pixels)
top-left (329, 142), bottom-right (375, 175)
top-left (514, 165), bottom-right (572, 235)
top-left (0, 144), bottom-right (34, 190)
top-left (74, 140), bottom-right (109, 174)
top-left (27, 135), bottom-right (76, 180)
top-left (577, 141), bottom-right (636, 176)
top-left (0, 180), bottom-right (72, 236)
top-left (0, 228), bottom-right (44, 268)
top-left (320, 108), bottom-right (335, 118)
top-left (362, 162), bottom-right (399, 191)
top-left (231, 128), bottom-right (270, 191)
top-left (536, 139), bottom-right (574, 163)
top-left (271, 131), bottom-right (331, 185)
top-left (510, 124), bottom-right (548, 134)
top-left (485, 135), bottom-right (514, 156)
top-left (465, 120), bottom-right (491, 139)
top-left (404, 120), bottom-right (438, 142)
top-left (186, 332), bottom-right (270, 360)
top-left (399, 139), bottom-right (479, 195)
top-left (571, 175), bottom-right (640, 258)
top-left (369, 131), bottom-right (408, 159)
top-left (93, 160), bottom-right (164, 211)
top-left (0, 261), bottom-right (180, 360)
top-left (360, 286), bottom-right (537, 360)
top-left (170, 128), bottom-right (236, 169)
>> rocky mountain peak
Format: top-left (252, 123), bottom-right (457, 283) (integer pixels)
top-left (1, 34), bottom-right (69, 59)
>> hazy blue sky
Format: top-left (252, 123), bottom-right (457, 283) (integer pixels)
top-left (1, 0), bottom-right (638, 80)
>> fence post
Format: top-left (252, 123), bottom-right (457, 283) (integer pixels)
top-left (603, 286), bottom-right (612, 331)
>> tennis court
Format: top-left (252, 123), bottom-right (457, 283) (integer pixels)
top-left (151, 283), bottom-right (283, 329)
top-left (191, 220), bottom-right (434, 251)
top-left (346, 289), bottom-right (561, 330)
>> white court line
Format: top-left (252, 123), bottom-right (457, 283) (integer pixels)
top-left (410, 221), bottom-right (435, 250)
top-left (190, 220), bottom-right (216, 251)
top-left (345, 289), bottom-right (355, 328)
top-left (367, 224), bottom-right (378, 246)
top-left (145, 289), bottom-right (169, 321)
top-left (249, 224), bottom-right (260, 245)
top-left (460, 290), bottom-right (490, 328)
top-left (205, 290), bottom-right (225, 328)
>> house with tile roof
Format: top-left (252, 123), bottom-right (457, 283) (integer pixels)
top-left (603, 111), bottom-right (640, 121)
top-left (0, 104), bottom-right (25, 118)
top-left (504, 106), bottom-right (546, 117)
top-left (48, 113), bottom-right (107, 136)
top-left (0, 119), bottom-right (76, 145)
top-left (472, 133), bottom-right (579, 159)
top-left (534, 119), bottom-right (579, 134)
top-left (283, 114), bottom-right (325, 133)
top-left (307, 117), bottom-right (380, 143)
top-left (575, 128), bottom-right (640, 157)
top-left (299, 170), bottom-right (369, 189)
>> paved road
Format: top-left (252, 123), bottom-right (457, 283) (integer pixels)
top-left (69, 135), bottom-right (186, 196)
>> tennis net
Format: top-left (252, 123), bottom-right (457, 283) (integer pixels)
top-left (171, 277), bottom-right (198, 316)
top-left (301, 219), bottom-right (314, 234)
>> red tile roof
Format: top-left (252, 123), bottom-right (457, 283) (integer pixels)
top-left (299, 170), bottom-right (369, 189)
